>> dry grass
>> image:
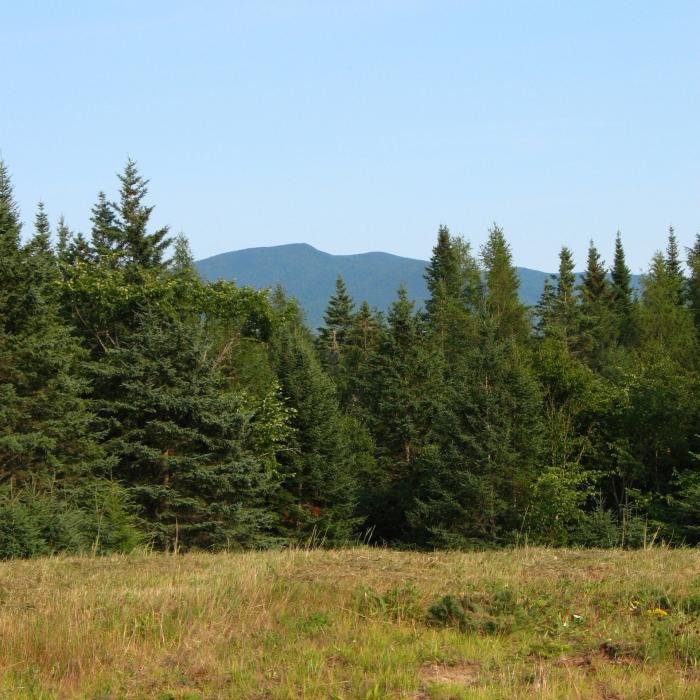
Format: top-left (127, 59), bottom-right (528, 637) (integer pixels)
top-left (0, 547), bottom-right (699, 698)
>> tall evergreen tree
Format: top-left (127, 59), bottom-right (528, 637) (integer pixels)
top-left (638, 252), bottom-right (696, 365)
top-left (92, 311), bottom-right (280, 550)
top-left (688, 233), bottom-right (700, 332)
top-left (578, 241), bottom-right (614, 365)
top-left (90, 191), bottom-right (121, 265)
top-left (424, 227), bottom-right (481, 360)
top-left (272, 320), bottom-right (369, 543)
top-left (318, 275), bottom-right (355, 378)
top-left (665, 226), bottom-right (685, 305)
top-left (0, 162), bottom-right (137, 555)
top-left (113, 159), bottom-right (171, 272)
top-left (481, 224), bottom-right (528, 342)
top-left (611, 231), bottom-right (635, 344)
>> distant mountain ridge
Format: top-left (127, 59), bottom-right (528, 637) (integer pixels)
top-left (195, 243), bottom-right (635, 330)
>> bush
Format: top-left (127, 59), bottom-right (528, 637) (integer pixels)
top-left (0, 482), bottom-right (143, 559)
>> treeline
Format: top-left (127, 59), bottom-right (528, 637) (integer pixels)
top-left (1, 160), bottom-right (699, 557)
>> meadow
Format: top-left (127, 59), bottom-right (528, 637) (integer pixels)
top-left (0, 547), bottom-right (699, 699)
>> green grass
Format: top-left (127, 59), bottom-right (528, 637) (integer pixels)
top-left (0, 547), bottom-right (699, 698)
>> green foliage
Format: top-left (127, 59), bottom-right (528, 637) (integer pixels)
top-left (91, 311), bottom-right (280, 550)
top-left (0, 157), bottom-right (699, 557)
top-left (0, 482), bottom-right (141, 559)
top-left (427, 585), bottom-right (524, 634)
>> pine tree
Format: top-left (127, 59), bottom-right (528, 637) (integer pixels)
top-left (90, 191), bottom-right (121, 265)
top-left (272, 320), bottom-right (366, 543)
top-left (481, 224), bottom-right (528, 341)
top-left (424, 227), bottom-right (481, 360)
top-left (113, 159), bottom-right (171, 272)
top-left (688, 233), bottom-right (700, 332)
top-left (0, 163), bottom-right (136, 555)
top-left (318, 275), bottom-right (355, 377)
top-left (92, 311), bottom-right (279, 550)
top-left (665, 226), bottom-right (684, 305)
top-left (638, 252), bottom-right (696, 364)
top-left (611, 231), bottom-right (634, 343)
top-left (578, 241), bottom-right (614, 365)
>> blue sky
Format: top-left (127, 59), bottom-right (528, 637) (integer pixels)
top-left (1, 1), bottom-right (698, 272)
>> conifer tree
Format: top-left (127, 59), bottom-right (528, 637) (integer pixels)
top-left (611, 231), bottom-right (634, 343)
top-left (90, 191), bottom-right (121, 265)
top-left (481, 224), bottom-right (528, 341)
top-left (665, 226), bottom-right (685, 305)
top-left (424, 227), bottom-right (481, 360)
top-left (318, 275), bottom-right (355, 378)
top-left (535, 277), bottom-right (556, 336)
top-left (549, 247), bottom-right (580, 350)
top-left (92, 311), bottom-right (279, 550)
top-left (638, 252), bottom-right (696, 365)
top-left (113, 159), bottom-right (171, 272)
top-left (424, 225), bottom-right (462, 308)
top-left (272, 320), bottom-right (367, 542)
top-left (0, 162), bottom-right (137, 555)
top-left (578, 241), bottom-right (614, 365)
top-left (688, 233), bottom-right (700, 332)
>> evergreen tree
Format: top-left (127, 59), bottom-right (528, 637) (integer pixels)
top-left (481, 224), bottom-right (528, 342)
top-left (90, 191), bottom-right (121, 265)
top-left (424, 227), bottom-right (481, 360)
top-left (0, 163), bottom-right (136, 555)
top-left (410, 317), bottom-right (542, 546)
top-left (318, 275), bottom-right (355, 379)
top-left (535, 277), bottom-right (556, 337)
top-left (611, 231), bottom-right (635, 343)
top-left (424, 225), bottom-right (462, 308)
top-left (272, 321), bottom-right (368, 543)
top-left (578, 241), bottom-right (615, 365)
top-left (687, 233), bottom-right (700, 332)
top-left (665, 226), bottom-right (685, 305)
top-left (112, 159), bottom-right (171, 273)
top-left (638, 252), bottom-right (696, 364)
top-left (552, 247), bottom-right (580, 350)
top-left (92, 311), bottom-right (279, 550)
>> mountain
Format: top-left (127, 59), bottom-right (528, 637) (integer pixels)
top-left (195, 243), bottom-right (636, 330)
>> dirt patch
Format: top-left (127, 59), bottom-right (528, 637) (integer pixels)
top-left (419, 660), bottom-right (482, 686)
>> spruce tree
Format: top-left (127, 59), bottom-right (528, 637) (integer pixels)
top-left (481, 224), bottom-right (528, 341)
top-left (665, 226), bottom-right (684, 305)
top-left (318, 275), bottom-right (355, 378)
top-left (424, 227), bottom-right (481, 360)
top-left (535, 277), bottom-right (556, 337)
top-left (92, 310), bottom-right (279, 550)
top-left (550, 246), bottom-right (581, 351)
top-left (688, 233), bottom-right (700, 332)
top-left (90, 191), bottom-right (121, 265)
top-left (639, 252), bottom-right (696, 365)
top-left (113, 159), bottom-right (171, 272)
top-left (611, 231), bottom-right (634, 343)
top-left (272, 321), bottom-right (367, 543)
top-left (0, 162), bottom-right (136, 554)
top-left (578, 241), bottom-right (614, 365)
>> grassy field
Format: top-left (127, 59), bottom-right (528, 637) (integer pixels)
top-left (1, 547), bottom-right (699, 699)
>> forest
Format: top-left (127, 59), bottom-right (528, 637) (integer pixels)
top-left (1, 159), bottom-right (699, 557)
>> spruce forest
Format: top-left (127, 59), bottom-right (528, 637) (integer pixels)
top-left (1, 159), bottom-right (699, 558)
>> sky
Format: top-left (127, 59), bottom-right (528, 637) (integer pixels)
top-left (1, 1), bottom-right (698, 273)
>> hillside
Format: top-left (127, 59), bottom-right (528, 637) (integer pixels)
top-left (196, 243), bottom-right (563, 329)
